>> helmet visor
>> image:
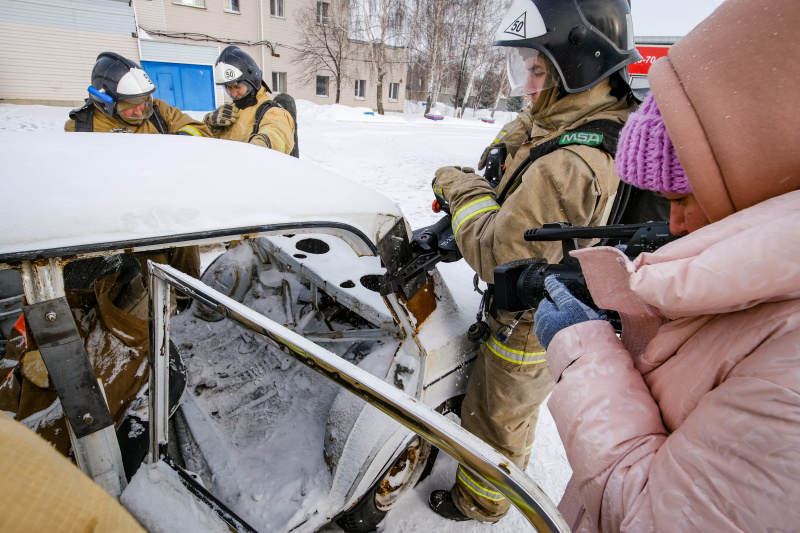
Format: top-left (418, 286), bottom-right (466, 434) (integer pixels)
top-left (506, 48), bottom-right (560, 98)
top-left (225, 81), bottom-right (251, 100)
top-left (117, 94), bottom-right (154, 124)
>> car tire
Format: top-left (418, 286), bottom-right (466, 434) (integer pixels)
top-left (336, 436), bottom-right (433, 533)
top-left (335, 395), bottom-right (464, 533)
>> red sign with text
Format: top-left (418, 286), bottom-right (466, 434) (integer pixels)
top-left (629, 45), bottom-right (671, 76)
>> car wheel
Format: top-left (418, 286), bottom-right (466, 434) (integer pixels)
top-left (336, 436), bottom-right (433, 533)
top-left (335, 394), bottom-right (465, 532)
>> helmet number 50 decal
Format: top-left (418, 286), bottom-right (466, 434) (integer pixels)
top-left (505, 12), bottom-right (526, 38)
top-left (495, 0), bottom-right (547, 42)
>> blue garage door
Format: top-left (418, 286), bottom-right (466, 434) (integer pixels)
top-left (141, 61), bottom-right (215, 111)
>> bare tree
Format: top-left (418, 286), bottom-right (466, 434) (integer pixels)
top-left (407, 0), bottom-right (513, 117)
top-left (294, 0), bottom-right (354, 104)
top-left (457, 0), bottom-right (503, 117)
top-left (351, 0), bottom-right (413, 114)
top-left (413, 0), bottom-right (452, 114)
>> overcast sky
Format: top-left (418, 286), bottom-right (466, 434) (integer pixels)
top-left (632, 0), bottom-right (727, 37)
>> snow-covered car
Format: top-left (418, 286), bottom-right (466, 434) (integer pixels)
top-left (1, 132), bottom-right (567, 533)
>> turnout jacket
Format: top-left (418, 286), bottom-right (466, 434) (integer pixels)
top-left (547, 190), bottom-right (800, 531)
top-left (436, 78), bottom-right (635, 361)
top-left (64, 98), bottom-right (210, 136)
top-left (207, 86), bottom-right (295, 155)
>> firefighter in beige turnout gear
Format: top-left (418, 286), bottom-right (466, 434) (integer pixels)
top-left (64, 52), bottom-right (210, 138)
top-left (427, 0), bottom-right (642, 522)
top-left (204, 46), bottom-right (295, 156)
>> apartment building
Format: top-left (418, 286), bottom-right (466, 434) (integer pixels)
top-left (0, 0), bottom-right (406, 112)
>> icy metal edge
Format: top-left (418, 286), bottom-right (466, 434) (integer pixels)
top-left (147, 262), bottom-right (569, 533)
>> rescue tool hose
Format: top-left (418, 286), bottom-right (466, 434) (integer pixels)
top-left (148, 262), bottom-right (569, 533)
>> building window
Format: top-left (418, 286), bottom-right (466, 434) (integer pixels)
top-left (224, 0), bottom-right (239, 13)
top-left (388, 82), bottom-right (399, 102)
top-left (173, 0), bottom-right (206, 7)
top-left (270, 0), bottom-right (284, 18)
top-left (272, 72), bottom-right (287, 93)
top-left (316, 76), bottom-right (329, 97)
top-left (317, 1), bottom-right (329, 25)
top-left (354, 79), bottom-right (366, 99)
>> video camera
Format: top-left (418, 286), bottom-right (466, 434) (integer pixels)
top-left (493, 222), bottom-right (678, 327)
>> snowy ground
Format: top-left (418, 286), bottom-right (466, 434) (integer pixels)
top-left (0, 101), bottom-right (570, 532)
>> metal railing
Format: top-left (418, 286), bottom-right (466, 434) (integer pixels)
top-left (147, 262), bottom-right (569, 533)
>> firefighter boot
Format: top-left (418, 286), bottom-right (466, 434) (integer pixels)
top-left (429, 490), bottom-right (470, 521)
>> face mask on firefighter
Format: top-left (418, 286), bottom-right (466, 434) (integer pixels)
top-left (506, 48), bottom-right (559, 98)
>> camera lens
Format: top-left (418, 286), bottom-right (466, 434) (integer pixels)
top-left (517, 263), bottom-right (549, 309)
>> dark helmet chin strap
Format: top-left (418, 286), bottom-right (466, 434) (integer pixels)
top-left (235, 89), bottom-right (259, 109)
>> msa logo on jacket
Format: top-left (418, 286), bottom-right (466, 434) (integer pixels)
top-left (559, 132), bottom-right (604, 147)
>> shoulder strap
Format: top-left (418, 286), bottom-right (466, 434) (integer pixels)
top-left (148, 104), bottom-right (169, 134)
top-left (497, 119), bottom-right (623, 205)
top-left (252, 97), bottom-right (300, 158)
top-left (529, 119), bottom-right (623, 162)
top-left (69, 100), bottom-right (94, 132)
top-left (252, 101), bottom-right (277, 138)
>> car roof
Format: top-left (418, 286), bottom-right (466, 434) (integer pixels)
top-left (0, 132), bottom-right (404, 261)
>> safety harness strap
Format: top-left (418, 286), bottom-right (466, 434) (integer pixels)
top-left (69, 100), bottom-right (94, 132)
top-left (497, 119), bottom-right (623, 205)
top-left (148, 105), bottom-right (168, 134)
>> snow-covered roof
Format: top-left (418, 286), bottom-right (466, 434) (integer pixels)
top-left (0, 132), bottom-right (404, 260)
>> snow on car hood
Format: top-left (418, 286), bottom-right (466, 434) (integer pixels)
top-left (0, 132), bottom-right (404, 257)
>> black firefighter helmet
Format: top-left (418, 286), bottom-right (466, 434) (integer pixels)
top-left (214, 46), bottom-right (271, 95)
top-left (494, 0), bottom-right (642, 95)
top-left (90, 52), bottom-right (156, 120)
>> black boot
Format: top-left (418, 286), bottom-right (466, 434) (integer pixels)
top-left (429, 490), bottom-right (471, 521)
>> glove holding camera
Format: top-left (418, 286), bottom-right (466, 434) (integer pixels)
top-left (534, 276), bottom-right (604, 350)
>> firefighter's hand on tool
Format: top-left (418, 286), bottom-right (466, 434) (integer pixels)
top-left (248, 133), bottom-right (271, 148)
top-left (432, 166), bottom-right (477, 205)
top-left (204, 103), bottom-right (239, 128)
top-left (534, 276), bottom-right (603, 350)
top-left (478, 142), bottom-right (504, 170)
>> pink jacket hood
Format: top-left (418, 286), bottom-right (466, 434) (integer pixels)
top-left (648, 0), bottom-right (800, 223)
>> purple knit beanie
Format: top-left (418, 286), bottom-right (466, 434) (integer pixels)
top-left (616, 93), bottom-right (692, 194)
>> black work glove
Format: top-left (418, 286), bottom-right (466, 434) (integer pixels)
top-left (204, 103), bottom-right (239, 128)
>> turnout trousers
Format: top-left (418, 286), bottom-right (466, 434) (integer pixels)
top-left (450, 314), bottom-right (555, 522)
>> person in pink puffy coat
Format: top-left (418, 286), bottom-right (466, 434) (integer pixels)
top-left (532, 0), bottom-right (800, 531)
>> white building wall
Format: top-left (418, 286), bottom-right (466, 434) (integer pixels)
top-left (0, 0), bottom-right (139, 105)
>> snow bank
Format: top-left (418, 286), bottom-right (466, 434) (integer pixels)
top-left (296, 100), bottom-right (407, 124)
